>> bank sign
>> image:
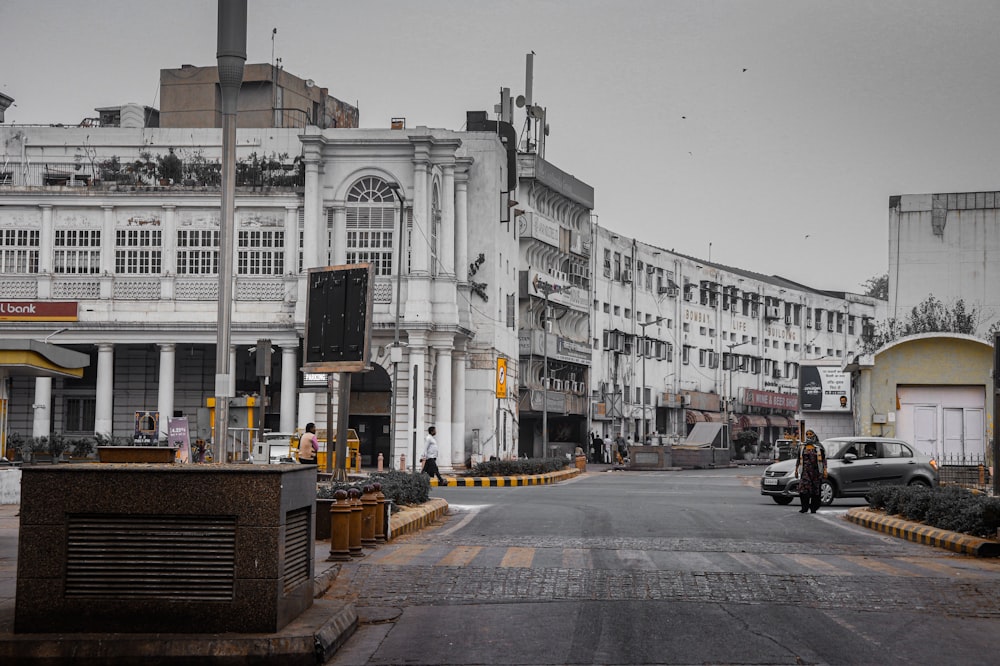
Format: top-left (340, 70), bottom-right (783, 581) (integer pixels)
top-left (799, 366), bottom-right (851, 412)
top-left (0, 301), bottom-right (78, 321)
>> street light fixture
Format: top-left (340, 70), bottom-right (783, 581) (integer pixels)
top-left (386, 182), bottom-right (405, 469)
top-left (636, 316), bottom-right (664, 444)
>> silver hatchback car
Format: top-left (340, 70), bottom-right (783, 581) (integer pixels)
top-left (760, 436), bottom-right (939, 506)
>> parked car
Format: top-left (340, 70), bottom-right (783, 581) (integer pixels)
top-left (760, 437), bottom-right (939, 506)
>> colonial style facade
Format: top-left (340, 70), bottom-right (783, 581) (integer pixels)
top-left (0, 122), bottom-right (518, 469)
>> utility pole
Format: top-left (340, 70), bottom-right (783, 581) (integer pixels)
top-left (636, 316), bottom-right (664, 444)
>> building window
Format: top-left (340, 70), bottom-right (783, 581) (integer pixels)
top-left (237, 230), bottom-right (284, 275)
top-left (346, 176), bottom-right (396, 276)
top-left (613, 305), bottom-right (621, 316)
top-left (0, 229), bottom-right (40, 273)
top-left (64, 397), bottom-right (96, 433)
top-left (603, 249), bottom-right (611, 277)
top-left (54, 229), bottom-right (101, 274)
top-left (177, 229), bottom-right (219, 275)
top-left (115, 229), bottom-right (162, 275)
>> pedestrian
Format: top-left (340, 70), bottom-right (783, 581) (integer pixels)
top-left (602, 435), bottom-right (612, 464)
top-left (420, 426), bottom-right (446, 485)
top-left (591, 431), bottom-right (602, 462)
top-left (795, 430), bottom-right (827, 513)
top-left (297, 423), bottom-right (318, 464)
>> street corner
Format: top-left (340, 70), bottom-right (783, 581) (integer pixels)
top-left (845, 507), bottom-right (1000, 557)
top-left (430, 467), bottom-right (581, 488)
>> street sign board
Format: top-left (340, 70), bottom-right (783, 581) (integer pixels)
top-left (304, 264), bottom-right (373, 373)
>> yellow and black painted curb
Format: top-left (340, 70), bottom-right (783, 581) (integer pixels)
top-left (846, 507), bottom-right (1000, 557)
top-left (431, 467), bottom-right (581, 488)
top-left (388, 498), bottom-right (449, 539)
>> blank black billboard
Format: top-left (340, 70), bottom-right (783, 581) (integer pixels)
top-left (304, 264), bottom-right (373, 373)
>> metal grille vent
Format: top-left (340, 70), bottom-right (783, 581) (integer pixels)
top-left (65, 514), bottom-right (236, 601)
top-left (283, 507), bottom-right (311, 594)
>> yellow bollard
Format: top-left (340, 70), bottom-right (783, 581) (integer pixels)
top-left (377, 452), bottom-right (384, 472)
top-left (326, 490), bottom-right (352, 562)
top-left (399, 453), bottom-right (406, 471)
top-left (348, 488), bottom-right (364, 558)
top-left (361, 484), bottom-right (378, 548)
top-left (373, 482), bottom-right (387, 544)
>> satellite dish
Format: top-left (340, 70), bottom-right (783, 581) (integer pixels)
top-left (527, 104), bottom-right (544, 119)
top-left (515, 95), bottom-right (526, 108)
top-left (305, 79), bottom-right (315, 88)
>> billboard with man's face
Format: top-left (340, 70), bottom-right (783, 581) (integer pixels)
top-left (799, 366), bottom-right (851, 412)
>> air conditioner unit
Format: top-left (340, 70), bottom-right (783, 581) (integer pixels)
top-left (682, 394), bottom-right (692, 406)
top-left (622, 269), bottom-right (633, 283)
top-left (765, 306), bottom-right (781, 320)
top-left (784, 315), bottom-right (792, 325)
top-left (683, 290), bottom-right (693, 301)
top-left (827, 322), bottom-right (834, 331)
top-left (658, 286), bottom-right (678, 297)
top-left (551, 379), bottom-right (562, 391)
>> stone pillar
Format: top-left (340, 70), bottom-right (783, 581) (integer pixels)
top-left (331, 204), bottom-right (347, 265)
top-left (161, 205), bottom-right (177, 275)
top-left (410, 160), bottom-right (430, 275)
top-left (280, 344), bottom-right (298, 433)
top-left (440, 163), bottom-right (455, 277)
top-left (298, 393), bottom-right (317, 431)
top-left (407, 332), bottom-right (427, 466)
top-left (32, 377), bottom-right (52, 439)
top-left (101, 205), bottom-right (115, 299)
top-left (454, 163), bottom-right (470, 284)
top-left (284, 206), bottom-right (298, 274)
top-left (451, 347), bottom-right (466, 467)
top-left (433, 344), bottom-right (453, 469)
top-left (37, 205), bottom-right (53, 299)
top-left (157, 344), bottom-right (175, 441)
top-left (302, 155), bottom-right (323, 270)
top-left (94, 343), bottom-right (114, 436)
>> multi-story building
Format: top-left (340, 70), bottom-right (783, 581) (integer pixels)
top-left (0, 102), bottom-right (517, 469)
top-left (590, 226), bottom-right (879, 447)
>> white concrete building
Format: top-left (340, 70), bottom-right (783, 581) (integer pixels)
top-left (590, 225), bottom-right (880, 448)
top-left (888, 192), bottom-right (1000, 336)
top-left (0, 122), bottom-right (518, 469)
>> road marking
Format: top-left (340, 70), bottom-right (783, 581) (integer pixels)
top-left (562, 547), bottom-right (592, 569)
top-left (436, 545), bottom-right (483, 567)
top-left (617, 549), bottom-right (657, 570)
top-left (848, 555), bottom-right (915, 577)
top-left (375, 544), bottom-right (431, 565)
top-left (500, 547), bottom-right (535, 568)
top-left (726, 551), bottom-right (783, 573)
top-left (786, 553), bottom-right (854, 576)
top-left (438, 505), bottom-right (486, 536)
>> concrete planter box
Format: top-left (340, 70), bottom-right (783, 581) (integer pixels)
top-left (97, 446), bottom-right (177, 463)
top-left (15, 463), bottom-right (316, 634)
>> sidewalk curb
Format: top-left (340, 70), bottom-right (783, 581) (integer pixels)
top-left (845, 507), bottom-right (1000, 557)
top-left (432, 467), bottom-right (581, 487)
top-left (388, 498), bottom-right (449, 538)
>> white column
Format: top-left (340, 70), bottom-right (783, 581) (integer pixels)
top-left (410, 160), bottom-right (430, 275)
top-left (100, 205), bottom-right (115, 299)
top-left (157, 344), bottom-right (175, 442)
top-left (302, 157), bottom-right (323, 269)
top-left (455, 165), bottom-right (470, 283)
top-left (297, 393), bottom-right (317, 431)
top-left (331, 205), bottom-right (347, 265)
top-left (433, 345), bottom-right (453, 469)
top-left (37, 205), bottom-right (53, 299)
top-left (440, 164), bottom-right (455, 277)
top-left (94, 343), bottom-right (114, 436)
top-left (161, 206), bottom-right (177, 274)
top-left (451, 348), bottom-right (466, 467)
top-left (407, 332), bottom-right (427, 467)
top-left (32, 377), bottom-right (52, 438)
top-left (284, 206), bottom-right (298, 274)
top-left (280, 344), bottom-right (298, 433)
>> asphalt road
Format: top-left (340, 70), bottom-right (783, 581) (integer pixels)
top-left (325, 467), bottom-right (1000, 665)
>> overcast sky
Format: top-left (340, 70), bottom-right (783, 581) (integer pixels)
top-left (3, 0), bottom-right (999, 293)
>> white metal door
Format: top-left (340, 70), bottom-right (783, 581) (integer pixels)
top-left (913, 406), bottom-right (938, 458)
top-left (942, 408), bottom-right (965, 458)
top-left (965, 408), bottom-right (985, 459)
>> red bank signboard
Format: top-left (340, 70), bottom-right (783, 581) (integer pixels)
top-left (0, 301), bottom-right (78, 321)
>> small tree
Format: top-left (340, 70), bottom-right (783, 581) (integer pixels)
top-left (860, 295), bottom-right (980, 354)
top-left (860, 273), bottom-right (888, 300)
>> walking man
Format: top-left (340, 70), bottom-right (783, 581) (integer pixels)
top-left (421, 426), bottom-right (446, 485)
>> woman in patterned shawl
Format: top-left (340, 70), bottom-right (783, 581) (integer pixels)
top-left (795, 430), bottom-right (827, 513)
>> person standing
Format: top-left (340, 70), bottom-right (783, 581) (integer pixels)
top-left (421, 426), bottom-right (446, 485)
top-left (602, 435), bottom-right (612, 464)
top-left (795, 430), bottom-right (827, 513)
top-left (298, 423), bottom-right (318, 464)
top-left (591, 431), bottom-right (602, 462)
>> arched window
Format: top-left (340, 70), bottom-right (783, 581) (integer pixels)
top-left (346, 177), bottom-right (396, 275)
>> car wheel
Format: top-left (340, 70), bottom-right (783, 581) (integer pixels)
top-left (908, 478), bottom-right (931, 488)
top-left (820, 480), bottom-right (836, 506)
top-left (772, 496), bottom-right (794, 505)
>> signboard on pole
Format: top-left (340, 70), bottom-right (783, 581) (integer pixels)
top-left (304, 264), bottom-right (374, 373)
top-left (799, 365), bottom-right (851, 412)
top-left (496, 357), bottom-right (508, 399)
top-left (168, 417), bottom-right (191, 463)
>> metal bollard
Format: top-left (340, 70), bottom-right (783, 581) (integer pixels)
top-left (361, 484), bottom-right (378, 548)
top-left (326, 490), bottom-right (352, 562)
top-left (399, 453), bottom-right (406, 471)
top-left (373, 482), bottom-right (387, 544)
top-left (347, 488), bottom-right (364, 558)
top-left (377, 452), bottom-right (384, 472)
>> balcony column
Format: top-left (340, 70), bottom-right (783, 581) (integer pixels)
top-left (454, 161), bottom-right (470, 284)
top-left (331, 204), bottom-right (346, 265)
top-left (302, 154), bottom-right (323, 270)
top-left (38, 205), bottom-right (53, 298)
top-left (101, 205), bottom-right (115, 299)
top-left (161, 205), bottom-right (176, 299)
top-left (157, 343), bottom-right (176, 442)
top-left (440, 163), bottom-right (455, 277)
top-left (283, 205), bottom-right (298, 274)
top-left (94, 343), bottom-right (114, 436)
top-left (433, 344), bottom-right (453, 470)
top-left (32, 378), bottom-right (52, 439)
top-left (280, 344), bottom-right (298, 434)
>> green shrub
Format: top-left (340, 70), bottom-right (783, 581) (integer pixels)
top-left (317, 470), bottom-right (429, 507)
top-left (867, 484), bottom-right (1000, 539)
top-left (467, 457), bottom-right (569, 477)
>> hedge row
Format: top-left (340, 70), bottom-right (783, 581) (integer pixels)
top-left (317, 469), bottom-right (430, 507)
top-left (465, 457), bottom-right (569, 477)
top-left (867, 484), bottom-right (1000, 538)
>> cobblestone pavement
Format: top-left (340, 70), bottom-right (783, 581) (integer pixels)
top-left (329, 518), bottom-right (1000, 620)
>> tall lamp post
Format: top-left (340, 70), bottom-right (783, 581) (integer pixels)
top-left (636, 316), bottom-right (664, 444)
top-left (724, 340), bottom-right (751, 442)
top-left (213, 0), bottom-right (246, 463)
top-left (386, 182), bottom-right (405, 469)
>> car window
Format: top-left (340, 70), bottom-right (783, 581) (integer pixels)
top-left (881, 442), bottom-right (911, 458)
top-left (861, 442), bottom-right (880, 458)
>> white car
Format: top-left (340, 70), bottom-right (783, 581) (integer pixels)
top-left (250, 432), bottom-right (296, 465)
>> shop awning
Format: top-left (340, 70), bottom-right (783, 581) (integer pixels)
top-left (739, 414), bottom-right (769, 428)
top-left (0, 340), bottom-right (89, 379)
top-left (685, 410), bottom-right (706, 423)
top-left (703, 411), bottom-right (725, 423)
top-left (766, 415), bottom-right (793, 428)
